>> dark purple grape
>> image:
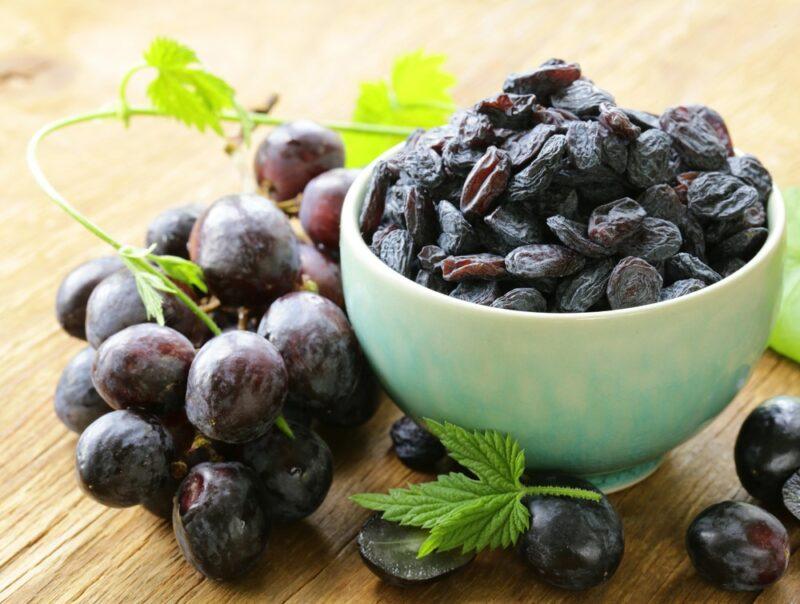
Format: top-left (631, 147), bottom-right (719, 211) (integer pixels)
top-left (174, 462), bottom-right (270, 580)
top-left (358, 513), bottom-right (474, 586)
top-left (727, 155), bottom-right (772, 205)
top-left (686, 501), bottom-right (789, 591)
top-left (237, 422), bottom-right (333, 522)
top-left (712, 227), bottom-right (768, 261)
top-left (76, 409), bottom-right (176, 508)
top-left (299, 168), bottom-right (359, 250)
top-left (85, 269), bottom-right (208, 349)
top-left (316, 363), bottom-right (381, 428)
top-left (92, 324), bottom-right (195, 415)
top-left (618, 217), bottom-right (683, 263)
top-left (546, 215), bottom-right (614, 258)
top-left (659, 278), bottom-right (706, 301)
top-left (460, 146), bottom-right (511, 217)
top-left (254, 120), bottom-right (344, 201)
top-left (550, 79), bottom-right (615, 117)
top-left (258, 292), bottom-right (360, 412)
top-left (378, 229), bottom-right (416, 278)
top-left (484, 203), bottom-right (546, 249)
top-left (189, 194), bottom-right (300, 307)
top-left (506, 135), bottom-right (567, 202)
top-left (606, 256), bottom-right (662, 309)
top-left (441, 253), bottom-right (507, 282)
top-left (417, 245), bottom-right (447, 272)
top-left (449, 280), bottom-right (502, 306)
top-left (502, 124), bottom-right (557, 170)
top-left (403, 186), bottom-right (437, 248)
top-left (519, 473), bottom-right (624, 591)
top-left (56, 256), bottom-right (124, 339)
top-left (587, 198), bottom-right (646, 248)
top-left (437, 200), bottom-right (480, 255)
top-left (687, 172), bottom-right (759, 221)
top-left (637, 184), bottom-right (686, 225)
top-left (390, 416), bottom-right (447, 472)
top-left (626, 129), bottom-right (673, 188)
top-left (491, 287), bottom-right (547, 312)
top-left (782, 471), bottom-right (800, 521)
top-left (298, 243), bottom-right (343, 308)
top-left (659, 106), bottom-right (728, 171)
top-left (597, 103), bottom-right (640, 141)
top-left (503, 59), bottom-right (581, 97)
top-left (146, 203), bottom-right (204, 259)
top-left (360, 160), bottom-right (396, 239)
top-left (55, 347), bottom-right (111, 433)
top-left (734, 396), bottom-right (800, 506)
top-left (186, 331), bottom-right (288, 443)
top-left (557, 258), bottom-right (615, 312)
top-left (416, 270), bottom-right (455, 295)
top-left (665, 253), bottom-right (721, 285)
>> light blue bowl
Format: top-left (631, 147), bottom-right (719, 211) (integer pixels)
top-left (340, 148), bottom-right (786, 491)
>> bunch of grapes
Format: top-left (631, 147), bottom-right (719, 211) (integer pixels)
top-left (53, 122), bottom-right (376, 581)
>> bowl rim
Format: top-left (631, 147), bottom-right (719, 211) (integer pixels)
top-left (340, 143), bottom-right (786, 321)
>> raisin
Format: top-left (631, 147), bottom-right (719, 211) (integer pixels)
top-left (475, 93), bottom-right (538, 128)
top-left (416, 270), bottom-right (455, 295)
top-left (401, 145), bottom-right (445, 190)
top-left (619, 217), bottom-right (683, 262)
top-left (505, 244), bottom-right (585, 279)
top-left (674, 171), bottom-right (700, 204)
top-left (490, 288), bottom-right (547, 312)
top-left (449, 280), bottom-right (502, 306)
top-left (442, 139), bottom-right (484, 176)
top-left (705, 203), bottom-right (767, 245)
top-left (556, 258), bottom-right (615, 312)
top-left (546, 215), bottom-right (614, 258)
top-left (566, 121), bottom-right (603, 172)
top-left (403, 186), bottom-right (436, 248)
top-left (665, 253), bottom-right (722, 284)
top-left (688, 104), bottom-right (734, 156)
top-left (506, 134), bottom-right (568, 202)
top-left (437, 200), bottom-right (479, 255)
top-left (727, 155), bottom-right (773, 205)
top-left (600, 132), bottom-right (629, 175)
top-left (598, 103), bottom-right (641, 141)
top-left (384, 184), bottom-right (408, 227)
top-left (441, 254), bottom-right (507, 282)
top-left (714, 257), bottom-right (747, 278)
top-left (460, 147), bottom-right (511, 217)
top-left (606, 256), bottom-right (663, 309)
top-left (637, 185), bottom-right (686, 225)
top-left (687, 172), bottom-right (759, 220)
top-left (551, 79), bottom-right (615, 117)
top-left (484, 203), bottom-right (546, 248)
top-left (587, 198), bottom-right (646, 247)
top-left (659, 106), bottom-right (728, 171)
top-left (678, 212), bottom-right (707, 260)
top-left (449, 110), bottom-right (496, 148)
top-left (502, 59), bottom-right (581, 97)
top-left (529, 187), bottom-right (579, 218)
top-left (627, 129), bottom-right (673, 188)
top-left (502, 124), bottom-right (556, 170)
top-left (370, 223), bottom-right (398, 255)
top-left (360, 161), bottom-right (395, 238)
top-left (379, 229), bottom-right (415, 278)
top-left (712, 227), bottom-right (768, 261)
top-left (533, 106), bottom-right (581, 128)
top-left (659, 278), bottom-right (705, 301)
top-left (620, 108), bottom-right (661, 131)
top-left (417, 245), bottom-right (447, 272)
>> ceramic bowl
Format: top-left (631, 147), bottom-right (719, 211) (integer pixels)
top-left (340, 148), bottom-right (786, 491)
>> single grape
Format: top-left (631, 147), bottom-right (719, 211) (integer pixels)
top-left (254, 120), bottom-right (345, 201)
top-left (734, 396), bottom-right (800, 505)
top-left (316, 363), bottom-right (381, 428)
top-left (173, 462), bottom-right (270, 580)
top-left (146, 202), bottom-right (204, 258)
top-left (686, 501), bottom-right (789, 591)
top-left (298, 242), bottom-right (344, 308)
top-left (782, 471), bottom-right (800, 521)
top-left (85, 269), bottom-right (209, 348)
top-left (92, 324), bottom-right (195, 415)
top-left (258, 292), bottom-right (361, 412)
top-left (186, 331), bottom-right (288, 443)
top-left (299, 168), bottom-right (359, 249)
top-left (390, 416), bottom-right (448, 473)
top-left (358, 513), bottom-right (474, 586)
top-left (56, 256), bottom-right (124, 339)
top-left (237, 422), bottom-right (333, 522)
top-left (518, 473), bottom-right (624, 590)
top-left (55, 347), bottom-right (111, 433)
top-left (75, 410), bottom-right (176, 509)
top-left (188, 194), bottom-right (301, 306)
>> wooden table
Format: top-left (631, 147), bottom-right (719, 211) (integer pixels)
top-left (1, 0), bottom-right (799, 601)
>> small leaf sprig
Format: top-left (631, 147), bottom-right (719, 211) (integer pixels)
top-left (351, 420), bottom-right (601, 558)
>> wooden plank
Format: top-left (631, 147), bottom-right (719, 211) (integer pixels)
top-left (1, 0), bottom-right (799, 601)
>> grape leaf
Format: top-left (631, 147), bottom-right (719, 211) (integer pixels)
top-left (769, 187), bottom-right (800, 362)
top-left (342, 50), bottom-right (456, 167)
top-left (152, 255), bottom-right (208, 293)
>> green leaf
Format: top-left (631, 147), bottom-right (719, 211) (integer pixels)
top-left (770, 187), bottom-right (800, 361)
top-left (425, 420), bottom-right (525, 492)
top-left (342, 50), bottom-right (456, 167)
top-left (143, 37), bottom-right (238, 136)
top-left (152, 255), bottom-right (208, 293)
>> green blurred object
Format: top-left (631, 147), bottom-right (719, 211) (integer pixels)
top-left (342, 50), bottom-right (457, 167)
top-left (770, 187), bottom-right (800, 362)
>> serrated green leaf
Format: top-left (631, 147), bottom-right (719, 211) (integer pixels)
top-left (425, 420), bottom-right (525, 492)
top-left (152, 255), bottom-right (208, 293)
top-left (143, 38), bottom-right (198, 70)
top-left (342, 50), bottom-right (456, 167)
top-left (770, 187), bottom-right (800, 362)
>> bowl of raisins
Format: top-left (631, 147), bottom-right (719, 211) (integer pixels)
top-left (340, 59), bottom-right (786, 491)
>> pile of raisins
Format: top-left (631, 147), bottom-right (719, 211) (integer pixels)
top-left (360, 59), bottom-right (773, 312)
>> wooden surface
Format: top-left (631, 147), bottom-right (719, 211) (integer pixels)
top-left (1, 0), bottom-right (800, 601)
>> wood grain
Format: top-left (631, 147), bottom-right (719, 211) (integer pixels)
top-left (1, 0), bottom-right (799, 601)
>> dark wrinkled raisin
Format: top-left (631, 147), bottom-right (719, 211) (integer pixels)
top-left (460, 147), bottom-right (511, 217)
top-left (659, 106), bottom-right (728, 171)
top-left (449, 110), bottom-right (495, 148)
top-left (503, 59), bottom-right (581, 97)
top-left (588, 198), bottom-right (646, 247)
top-left (687, 172), bottom-right (759, 220)
top-left (441, 254), bottom-right (507, 282)
top-left (449, 280), bottom-right (502, 306)
top-left (566, 121), bottom-right (603, 172)
top-left (551, 79), bottom-right (615, 117)
top-left (506, 135), bottom-right (568, 202)
top-left (546, 215), bottom-right (614, 257)
top-left (712, 227), bottom-right (768, 261)
top-left (360, 161), bottom-right (395, 238)
top-left (600, 132), bottom-right (629, 175)
top-left (556, 258), bottom-right (615, 312)
top-left (417, 245), bottom-right (447, 271)
top-left (679, 212), bottom-right (707, 259)
top-left (384, 184), bottom-right (408, 226)
top-left (502, 124), bottom-right (556, 170)
top-left (437, 200), bottom-right (480, 255)
top-left (379, 229), bottom-right (415, 278)
top-left (402, 145), bottom-right (445, 190)
top-left (705, 202), bottom-right (767, 245)
top-left (491, 288), bottom-right (547, 312)
top-left (505, 244), bottom-right (585, 279)
top-left (484, 203), bottom-right (546, 248)
top-left (689, 104), bottom-right (734, 156)
top-left (674, 171), bottom-right (700, 204)
top-left (660, 278), bottom-right (706, 301)
top-left (598, 103), bottom-right (641, 141)
top-left (727, 155), bottom-right (773, 205)
top-left (415, 270), bottom-right (455, 295)
top-left (403, 186), bottom-right (436, 248)
top-left (620, 108), bottom-right (660, 130)
top-left (606, 256), bottom-right (663, 309)
top-left (666, 253), bottom-right (722, 284)
top-left (619, 217), bottom-right (683, 262)
top-left (529, 187), bottom-right (579, 218)
top-left (638, 184), bottom-right (686, 224)
top-left (714, 257), bottom-right (747, 278)
top-left (370, 223), bottom-right (398, 255)
top-left (627, 129), bottom-right (673, 188)
top-left (442, 139), bottom-right (484, 176)
top-left (533, 106), bottom-right (581, 128)
top-left (475, 93), bottom-right (537, 128)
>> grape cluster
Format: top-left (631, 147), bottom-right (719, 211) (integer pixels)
top-left (53, 121), bottom-right (379, 580)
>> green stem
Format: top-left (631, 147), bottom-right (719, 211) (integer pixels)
top-left (118, 63), bottom-right (149, 125)
top-left (522, 485), bottom-right (602, 502)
